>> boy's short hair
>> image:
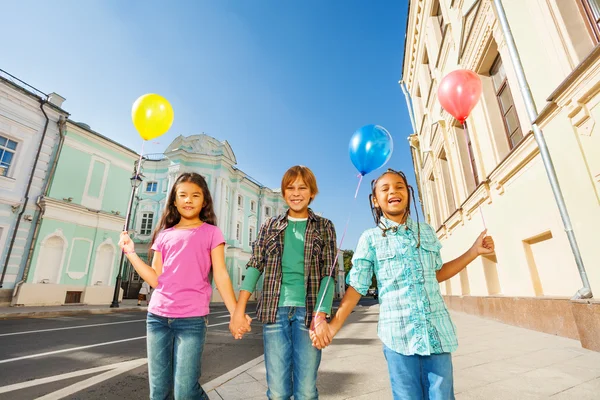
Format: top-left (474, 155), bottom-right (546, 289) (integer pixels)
top-left (281, 165), bottom-right (319, 203)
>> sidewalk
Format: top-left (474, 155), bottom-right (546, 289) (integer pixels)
top-left (205, 305), bottom-right (600, 400)
top-left (0, 299), bottom-right (147, 319)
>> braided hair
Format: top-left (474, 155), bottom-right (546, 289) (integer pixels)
top-left (369, 169), bottom-right (421, 247)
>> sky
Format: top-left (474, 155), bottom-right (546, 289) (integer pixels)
top-left (1, 0), bottom-right (415, 250)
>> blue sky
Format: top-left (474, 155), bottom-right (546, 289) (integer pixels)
top-left (1, 0), bottom-right (414, 250)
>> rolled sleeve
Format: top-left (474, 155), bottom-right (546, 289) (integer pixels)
top-left (246, 219), bottom-right (270, 273)
top-left (346, 232), bottom-right (375, 296)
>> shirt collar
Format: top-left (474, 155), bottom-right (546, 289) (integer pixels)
top-left (379, 215), bottom-right (417, 235)
top-left (275, 208), bottom-right (317, 230)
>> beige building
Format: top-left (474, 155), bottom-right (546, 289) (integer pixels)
top-left (402, 0), bottom-right (600, 350)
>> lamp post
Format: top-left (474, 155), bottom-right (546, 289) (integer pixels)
top-left (110, 172), bottom-right (143, 308)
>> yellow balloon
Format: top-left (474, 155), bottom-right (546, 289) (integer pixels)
top-left (131, 94), bottom-right (174, 141)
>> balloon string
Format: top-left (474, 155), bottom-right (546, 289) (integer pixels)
top-left (462, 121), bottom-right (487, 231)
top-left (313, 174), bottom-right (364, 325)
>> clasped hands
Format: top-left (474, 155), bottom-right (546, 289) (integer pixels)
top-left (309, 313), bottom-right (337, 350)
top-left (229, 310), bottom-right (253, 339)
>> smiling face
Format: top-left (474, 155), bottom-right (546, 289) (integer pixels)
top-left (372, 172), bottom-right (410, 224)
top-left (284, 176), bottom-right (314, 218)
top-left (173, 181), bottom-right (205, 222)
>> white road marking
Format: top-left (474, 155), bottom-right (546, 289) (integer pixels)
top-left (0, 336), bottom-right (147, 364)
top-left (34, 358), bottom-right (148, 400)
top-left (0, 358), bottom-right (147, 395)
top-left (0, 319), bottom-right (146, 337)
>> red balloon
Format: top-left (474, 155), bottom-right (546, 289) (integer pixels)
top-left (437, 69), bottom-right (482, 123)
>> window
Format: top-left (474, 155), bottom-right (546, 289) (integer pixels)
top-left (237, 195), bottom-right (243, 207)
top-left (432, 0), bottom-right (445, 33)
top-left (249, 227), bottom-right (254, 246)
top-left (0, 136), bottom-right (17, 177)
top-left (265, 206), bottom-right (271, 217)
top-left (467, 132), bottom-right (479, 186)
top-left (146, 181), bottom-right (158, 193)
top-left (141, 212), bottom-right (154, 235)
top-left (236, 222), bottom-right (241, 241)
top-left (453, 123), bottom-right (477, 194)
top-left (438, 149), bottom-right (456, 215)
top-left (491, 56), bottom-right (523, 149)
top-left (580, 0), bottom-right (600, 41)
top-left (250, 200), bottom-right (256, 212)
top-left (428, 173), bottom-right (442, 229)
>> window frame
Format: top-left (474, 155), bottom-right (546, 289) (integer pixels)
top-left (140, 212), bottom-right (154, 235)
top-left (0, 135), bottom-right (18, 177)
top-left (145, 181), bottom-right (158, 193)
top-left (490, 55), bottom-right (523, 150)
top-left (579, 0), bottom-right (600, 42)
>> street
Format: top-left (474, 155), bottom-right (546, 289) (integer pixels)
top-left (0, 304), bottom-right (264, 400)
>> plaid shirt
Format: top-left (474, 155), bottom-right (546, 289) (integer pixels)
top-left (248, 208), bottom-right (337, 327)
top-left (347, 216), bottom-right (458, 355)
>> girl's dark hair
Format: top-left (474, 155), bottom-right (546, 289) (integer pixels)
top-left (149, 172), bottom-right (217, 252)
top-left (369, 168), bottom-right (421, 247)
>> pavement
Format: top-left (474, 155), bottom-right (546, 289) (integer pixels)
top-left (1, 301), bottom-right (599, 399)
top-left (0, 299), bottom-right (147, 319)
top-left (203, 305), bottom-right (600, 400)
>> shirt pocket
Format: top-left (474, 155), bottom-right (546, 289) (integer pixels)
top-left (419, 238), bottom-right (442, 272)
top-left (374, 243), bottom-right (399, 281)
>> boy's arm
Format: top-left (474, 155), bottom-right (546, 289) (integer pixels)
top-left (314, 219), bottom-right (338, 317)
top-left (436, 230), bottom-right (495, 282)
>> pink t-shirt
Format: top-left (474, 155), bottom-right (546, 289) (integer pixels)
top-left (149, 223), bottom-right (225, 318)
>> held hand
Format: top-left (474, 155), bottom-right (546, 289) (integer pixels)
top-left (229, 310), bottom-right (251, 339)
top-left (235, 314), bottom-right (253, 339)
top-left (310, 322), bottom-right (334, 350)
top-left (118, 231), bottom-right (135, 253)
top-left (472, 229), bottom-right (495, 256)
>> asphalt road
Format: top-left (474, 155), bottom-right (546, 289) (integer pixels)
top-left (0, 297), bottom-right (378, 399)
top-left (0, 303), bottom-right (263, 399)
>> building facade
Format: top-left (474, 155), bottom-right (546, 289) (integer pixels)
top-left (0, 71), bottom-right (69, 305)
top-left (12, 120), bottom-right (138, 305)
top-left (402, 0), bottom-right (600, 348)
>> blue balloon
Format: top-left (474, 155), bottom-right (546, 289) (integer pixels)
top-left (349, 124), bottom-right (393, 175)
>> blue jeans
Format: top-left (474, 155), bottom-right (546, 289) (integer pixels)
top-left (263, 307), bottom-right (321, 400)
top-left (383, 345), bottom-right (455, 400)
top-left (147, 312), bottom-right (209, 400)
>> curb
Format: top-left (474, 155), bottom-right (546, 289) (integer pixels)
top-left (204, 355), bottom-right (265, 393)
top-left (0, 306), bottom-right (147, 320)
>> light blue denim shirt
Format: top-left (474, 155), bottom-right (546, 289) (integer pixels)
top-left (347, 216), bottom-right (458, 355)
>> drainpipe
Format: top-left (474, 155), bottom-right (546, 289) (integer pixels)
top-left (492, 0), bottom-right (592, 299)
top-left (0, 101), bottom-right (51, 288)
top-left (10, 116), bottom-right (66, 304)
top-left (400, 80), bottom-right (426, 216)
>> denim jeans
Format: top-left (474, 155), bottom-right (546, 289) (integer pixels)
top-left (263, 307), bottom-right (321, 400)
top-left (383, 345), bottom-right (455, 400)
top-left (147, 312), bottom-right (209, 400)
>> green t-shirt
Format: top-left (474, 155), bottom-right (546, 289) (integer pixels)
top-left (278, 217), bottom-right (308, 307)
top-left (240, 217), bottom-right (335, 314)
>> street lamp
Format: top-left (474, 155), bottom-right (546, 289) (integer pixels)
top-left (110, 172), bottom-right (144, 308)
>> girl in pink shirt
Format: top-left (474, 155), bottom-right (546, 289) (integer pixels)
top-left (119, 172), bottom-right (251, 400)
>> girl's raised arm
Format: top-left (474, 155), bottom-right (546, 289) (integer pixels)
top-left (119, 231), bottom-right (161, 288)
